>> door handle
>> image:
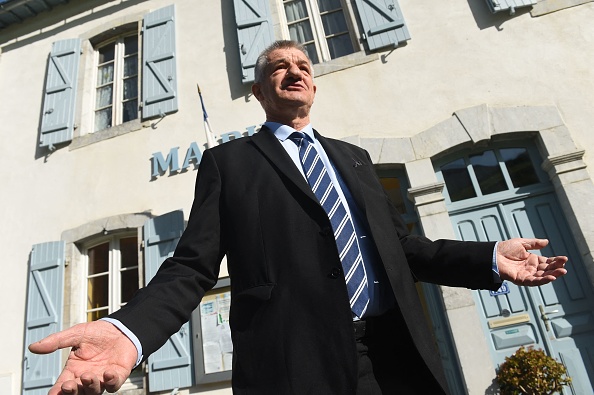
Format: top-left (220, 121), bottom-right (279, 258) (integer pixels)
top-left (539, 305), bottom-right (559, 332)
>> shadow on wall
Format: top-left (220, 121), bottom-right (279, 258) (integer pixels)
top-left (466, 0), bottom-right (533, 31)
top-left (0, 0), bottom-right (150, 49)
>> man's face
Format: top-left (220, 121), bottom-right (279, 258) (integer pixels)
top-left (252, 47), bottom-right (317, 117)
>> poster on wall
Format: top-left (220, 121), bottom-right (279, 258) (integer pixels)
top-left (199, 288), bottom-right (232, 374)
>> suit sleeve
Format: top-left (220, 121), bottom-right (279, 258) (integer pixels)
top-left (108, 149), bottom-right (225, 360)
top-left (357, 149), bottom-right (500, 291)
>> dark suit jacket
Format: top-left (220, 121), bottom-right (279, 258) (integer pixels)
top-left (111, 126), bottom-right (500, 394)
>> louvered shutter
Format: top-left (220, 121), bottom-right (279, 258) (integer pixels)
top-left (484, 0), bottom-right (537, 14)
top-left (22, 241), bottom-right (65, 395)
top-left (354, 0), bottom-right (410, 51)
top-left (40, 39), bottom-right (81, 149)
top-left (143, 210), bottom-right (194, 391)
top-left (232, 0), bottom-right (275, 84)
top-left (142, 5), bottom-right (179, 119)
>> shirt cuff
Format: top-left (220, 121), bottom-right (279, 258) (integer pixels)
top-left (492, 241), bottom-right (500, 277)
top-left (101, 317), bottom-right (144, 368)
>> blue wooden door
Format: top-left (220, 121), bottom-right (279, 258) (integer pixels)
top-left (451, 194), bottom-right (594, 394)
top-left (436, 144), bottom-right (594, 394)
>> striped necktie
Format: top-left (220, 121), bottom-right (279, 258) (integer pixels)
top-left (289, 132), bottom-right (369, 318)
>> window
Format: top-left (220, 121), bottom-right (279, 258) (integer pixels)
top-left (439, 147), bottom-right (541, 203)
top-left (94, 34), bottom-right (139, 132)
top-left (282, 0), bottom-right (355, 64)
top-left (85, 235), bottom-right (139, 322)
top-left (39, 5), bottom-right (178, 149)
top-left (234, 0), bottom-right (410, 83)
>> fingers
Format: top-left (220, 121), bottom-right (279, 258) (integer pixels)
top-left (103, 369), bottom-right (126, 393)
top-left (48, 371), bottom-right (122, 395)
top-left (80, 372), bottom-right (103, 395)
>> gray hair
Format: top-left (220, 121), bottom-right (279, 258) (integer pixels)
top-left (253, 40), bottom-right (314, 83)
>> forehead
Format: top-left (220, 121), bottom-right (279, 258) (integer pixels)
top-left (267, 48), bottom-right (310, 65)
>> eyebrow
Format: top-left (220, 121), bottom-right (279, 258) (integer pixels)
top-left (270, 57), bottom-right (310, 69)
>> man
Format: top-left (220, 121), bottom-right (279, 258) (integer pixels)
top-left (30, 40), bottom-right (568, 395)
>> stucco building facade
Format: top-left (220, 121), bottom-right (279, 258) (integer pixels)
top-left (1, 0), bottom-right (593, 394)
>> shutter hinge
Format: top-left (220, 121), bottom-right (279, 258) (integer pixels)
top-left (360, 33), bottom-right (367, 41)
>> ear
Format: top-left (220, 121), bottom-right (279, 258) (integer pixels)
top-left (252, 83), bottom-right (263, 102)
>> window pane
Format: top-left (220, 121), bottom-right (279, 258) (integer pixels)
top-left (122, 100), bottom-right (138, 123)
top-left (288, 20), bottom-right (315, 43)
top-left (87, 274), bottom-right (108, 310)
top-left (303, 43), bottom-right (319, 64)
top-left (500, 148), bottom-right (540, 188)
top-left (87, 308), bottom-right (108, 322)
top-left (95, 85), bottom-right (113, 108)
top-left (441, 158), bottom-right (476, 202)
top-left (88, 243), bottom-right (109, 274)
top-left (120, 237), bottom-right (138, 268)
top-left (123, 56), bottom-right (138, 78)
top-left (121, 269), bottom-right (139, 303)
top-left (470, 150), bottom-right (507, 195)
top-left (98, 42), bottom-right (115, 64)
top-left (124, 35), bottom-right (138, 56)
top-left (123, 77), bottom-right (138, 100)
top-left (94, 107), bottom-right (112, 131)
top-left (318, 0), bottom-right (343, 12)
top-left (285, 0), bottom-right (308, 22)
top-left (97, 63), bottom-right (114, 86)
top-left (327, 34), bottom-right (354, 58)
top-left (321, 9), bottom-right (348, 35)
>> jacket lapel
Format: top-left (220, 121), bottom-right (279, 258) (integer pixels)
top-left (251, 127), bottom-right (370, 218)
top-left (250, 125), bottom-right (319, 204)
top-left (316, 131), bottom-right (369, 217)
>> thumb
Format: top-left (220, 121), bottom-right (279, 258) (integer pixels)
top-left (521, 238), bottom-right (549, 251)
top-left (28, 324), bottom-right (83, 354)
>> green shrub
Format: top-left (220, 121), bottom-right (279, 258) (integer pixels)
top-left (496, 346), bottom-right (571, 395)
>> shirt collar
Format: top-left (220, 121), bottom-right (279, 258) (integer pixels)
top-left (264, 121), bottom-right (315, 142)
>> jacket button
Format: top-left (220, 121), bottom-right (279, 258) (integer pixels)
top-left (329, 267), bottom-right (342, 278)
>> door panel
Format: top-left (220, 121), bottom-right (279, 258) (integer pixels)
top-left (450, 194), bottom-right (594, 394)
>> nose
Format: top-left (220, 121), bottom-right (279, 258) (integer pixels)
top-left (286, 62), bottom-right (302, 78)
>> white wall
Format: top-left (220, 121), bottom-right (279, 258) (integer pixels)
top-left (1, 0), bottom-right (592, 393)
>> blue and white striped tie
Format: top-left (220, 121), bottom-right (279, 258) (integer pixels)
top-left (289, 132), bottom-right (369, 318)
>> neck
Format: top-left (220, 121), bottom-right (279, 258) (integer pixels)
top-left (265, 108), bottom-right (311, 131)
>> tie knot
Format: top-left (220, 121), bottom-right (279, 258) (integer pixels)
top-left (288, 132), bottom-right (308, 148)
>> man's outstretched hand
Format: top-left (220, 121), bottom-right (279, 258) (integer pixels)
top-left (28, 320), bottom-right (137, 395)
top-left (497, 238), bottom-right (568, 286)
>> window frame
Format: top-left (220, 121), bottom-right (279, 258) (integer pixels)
top-left (92, 31), bottom-right (140, 133)
top-left (434, 142), bottom-right (552, 212)
top-left (69, 17), bottom-right (149, 149)
top-left (83, 232), bottom-right (140, 323)
top-left (277, 0), bottom-right (362, 64)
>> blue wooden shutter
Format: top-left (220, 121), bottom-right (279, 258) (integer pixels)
top-left (142, 5), bottom-right (178, 119)
top-left (143, 210), bottom-right (194, 391)
top-left (22, 241), bottom-right (65, 395)
top-left (40, 39), bottom-right (81, 149)
top-left (484, 0), bottom-right (537, 14)
top-left (354, 0), bottom-right (411, 51)
top-left (232, 0), bottom-right (275, 84)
